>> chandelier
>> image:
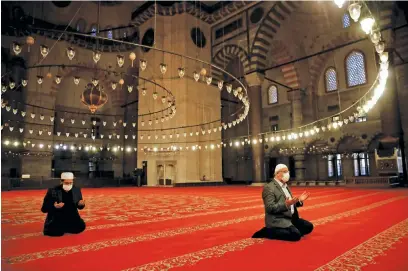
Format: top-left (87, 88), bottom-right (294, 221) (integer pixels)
top-left (1, 13), bottom-right (248, 156)
top-left (80, 83), bottom-right (108, 114)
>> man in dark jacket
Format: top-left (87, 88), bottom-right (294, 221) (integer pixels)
top-left (252, 164), bottom-right (313, 241)
top-left (41, 172), bottom-right (86, 237)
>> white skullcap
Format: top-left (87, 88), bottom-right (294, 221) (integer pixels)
top-left (274, 164), bottom-right (288, 175)
top-left (61, 172), bottom-right (74, 180)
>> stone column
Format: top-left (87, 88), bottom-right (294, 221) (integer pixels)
top-left (289, 90), bottom-right (306, 181)
top-left (245, 72), bottom-right (265, 183)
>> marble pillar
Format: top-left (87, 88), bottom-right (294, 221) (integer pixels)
top-left (244, 72), bottom-right (265, 183)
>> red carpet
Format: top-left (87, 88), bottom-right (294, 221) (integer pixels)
top-left (1, 186), bottom-right (408, 271)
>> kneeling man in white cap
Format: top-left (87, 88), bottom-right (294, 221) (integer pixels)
top-left (41, 172), bottom-right (86, 237)
top-left (252, 164), bottom-right (313, 241)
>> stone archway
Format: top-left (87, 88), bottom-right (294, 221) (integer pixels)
top-left (211, 44), bottom-right (250, 82)
top-left (249, 1), bottom-right (300, 71)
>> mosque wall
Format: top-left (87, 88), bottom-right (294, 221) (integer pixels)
top-left (136, 13), bottom-right (222, 185)
top-left (2, 32), bottom-right (139, 179)
top-left (2, 1), bottom-right (407, 184)
top-left (218, 1), bottom-right (407, 182)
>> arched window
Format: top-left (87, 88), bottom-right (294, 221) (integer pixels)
top-left (325, 67), bottom-right (338, 92)
top-left (267, 85), bottom-right (278, 104)
top-left (90, 24), bottom-right (97, 36)
top-left (345, 50), bottom-right (367, 87)
top-left (76, 19), bottom-right (86, 32)
top-left (353, 153), bottom-right (370, 176)
top-left (342, 13), bottom-right (351, 28)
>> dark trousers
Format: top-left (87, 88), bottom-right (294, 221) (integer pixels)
top-left (44, 218), bottom-right (86, 237)
top-left (252, 218), bottom-right (314, 242)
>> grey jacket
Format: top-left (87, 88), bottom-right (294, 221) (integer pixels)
top-left (262, 180), bottom-right (303, 228)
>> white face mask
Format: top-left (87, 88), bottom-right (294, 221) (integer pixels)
top-left (281, 172), bottom-right (290, 183)
top-left (62, 184), bottom-right (73, 191)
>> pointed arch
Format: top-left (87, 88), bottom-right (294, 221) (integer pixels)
top-left (211, 45), bottom-right (250, 81)
top-left (268, 40), bottom-right (302, 89)
top-left (249, 1), bottom-right (300, 71)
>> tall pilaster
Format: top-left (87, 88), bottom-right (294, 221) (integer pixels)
top-left (290, 89), bottom-right (303, 128)
top-left (380, 50), bottom-right (402, 138)
top-left (293, 154), bottom-right (305, 181)
top-left (289, 89), bottom-right (306, 181)
top-left (244, 72), bottom-right (265, 183)
top-left (379, 26), bottom-right (407, 184)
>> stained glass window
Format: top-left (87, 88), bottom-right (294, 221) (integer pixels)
top-left (346, 51), bottom-right (367, 87)
top-left (107, 30), bottom-right (113, 39)
top-left (325, 67), bottom-right (338, 92)
top-left (343, 13), bottom-right (351, 28)
top-left (268, 85), bottom-right (278, 104)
